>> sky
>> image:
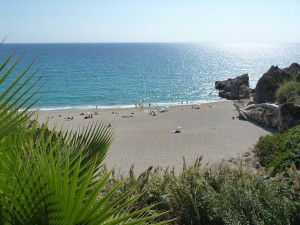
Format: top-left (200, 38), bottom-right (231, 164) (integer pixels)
top-left (1, 0), bottom-right (300, 43)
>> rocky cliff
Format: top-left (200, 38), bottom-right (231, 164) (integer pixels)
top-left (253, 63), bottom-right (300, 104)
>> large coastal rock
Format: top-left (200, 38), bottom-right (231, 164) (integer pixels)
top-left (284, 62), bottom-right (300, 76)
top-left (253, 63), bottom-right (300, 104)
top-left (241, 103), bottom-right (279, 128)
top-left (215, 74), bottom-right (252, 100)
top-left (278, 103), bottom-right (300, 132)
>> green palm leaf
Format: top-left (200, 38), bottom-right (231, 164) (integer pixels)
top-left (0, 51), bottom-right (42, 139)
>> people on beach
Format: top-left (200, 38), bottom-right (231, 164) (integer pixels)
top-left (84, 114), bottom-right (93, 119)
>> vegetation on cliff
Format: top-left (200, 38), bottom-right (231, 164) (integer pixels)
top-left (276, 81), bottom-right (300, 104)
top-left (255, 125), bottom-right (300, 173)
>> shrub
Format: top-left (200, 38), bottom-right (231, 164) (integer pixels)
top-left (275, 81), bottom-right (300, 104)
top-left (255, 125), bottom-right (300, 173)
top-left (296, 72), bottom-right (300, 82)
top-left (103, 158), bottom-right (300, 225)
top-left (255, 134), bottom-right (286, 166)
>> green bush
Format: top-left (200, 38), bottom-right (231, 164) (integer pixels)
top-left (275, 81), bottom-right (300, 104)
top-left (103, 158), bottom-right (300, 225)
top-left (255, 134), bottom-right (286, 166)
top-left (255, 125), bottom-right (300, 173)
top-left (296, 72), bottom-right (300, 82)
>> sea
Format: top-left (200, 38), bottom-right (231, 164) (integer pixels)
top-left (1, 43), bottom-right (300, 110)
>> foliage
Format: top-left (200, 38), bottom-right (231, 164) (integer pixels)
top-left (101, 158), bottom-right (300, 225)
top-left (0, 50), bottom-right (41, 139)
top-left (296, 72), bottom-right (300, 82)
top-left (0, 47), bottom-right (168, 224)
top-left (255, 125), bottom-right (300, 173)
top-left (275, 81), bottom-right (300, 104)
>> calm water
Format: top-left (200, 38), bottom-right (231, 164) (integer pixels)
top-left (1, 43), bottom-right (300, 110)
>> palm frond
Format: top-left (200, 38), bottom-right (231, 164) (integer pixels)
top-left (0, 51), bottom-right (42, 139)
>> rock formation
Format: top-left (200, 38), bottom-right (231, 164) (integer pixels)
top-left (283, 62), bottom-right (300, 76)
top-left (253, 66), bottom-right (293, 104)
top-left (241, 103), bottom-right (279, 128)
top-left (253, 63), bottom-right (300, 104)
top-left (215, 74), bottom-right (252, 100)
top-left (216, 63), bottom-right (300, 130)
top-left (278, 103), bottom-right (300, 132)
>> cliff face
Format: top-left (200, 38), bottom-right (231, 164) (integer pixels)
top-left (253, 63), bottom-right (300, 104)
top-left (253, 66), bottom-right (292, 104)
top-left (283, 62), bottom-right (300, 76)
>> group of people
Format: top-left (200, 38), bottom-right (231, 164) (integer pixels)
top-left (84, 114), bottom-right (93, 119)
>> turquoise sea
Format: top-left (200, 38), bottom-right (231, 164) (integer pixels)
top-left (1, 43), bottom-right (300, 110)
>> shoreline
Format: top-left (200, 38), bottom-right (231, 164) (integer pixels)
top-left (37, 100), bottom-right (274, 175)
top-left (33, 98), bottom-right (223, 111)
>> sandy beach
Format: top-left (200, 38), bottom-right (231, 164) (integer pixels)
top-left (37, 101), bottom-right (275, 174)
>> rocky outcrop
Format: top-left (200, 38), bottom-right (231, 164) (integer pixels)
top-left (216, 63), bottom-right (300, 130)
top-left (215, 74), bottom-right (253, 100)
top-left (253, 63), bottom-right (300, 104)
top-left (278, 103), bottom-right (300, 132)
top-left (241, 103), bottom-right (279, 128)
top-left (284, 63), bottom-right (300, 76)
top-left (253, 66), bottom-right (293, 104)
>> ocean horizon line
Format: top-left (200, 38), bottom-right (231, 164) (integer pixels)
top-left (4, 42), bottom-right (300, 45)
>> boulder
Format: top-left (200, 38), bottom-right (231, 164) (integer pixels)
top-left (215, 74), bottom-right (252, 100)
top-left (278, 103), bottom-right (300, 132)
top-left (241, 103), bottom-right (279, 128)
top-left (253, 63), bottom-right (299, 104)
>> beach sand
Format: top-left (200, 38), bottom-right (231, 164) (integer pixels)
top-left (37, 101), bottom-right (274, 175)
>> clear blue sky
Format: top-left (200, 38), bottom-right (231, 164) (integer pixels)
top-left (1, 0), bottom-right (300, 43)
